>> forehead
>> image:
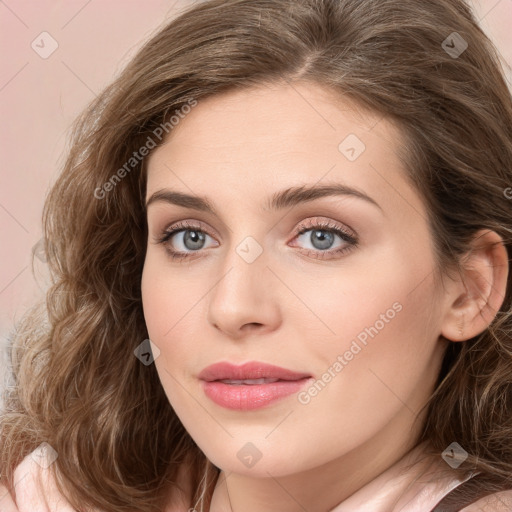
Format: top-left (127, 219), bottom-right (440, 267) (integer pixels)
top-left (145, 81), bottom-right (424, 223)
top-left (149, 81), bottom-right (392, 162)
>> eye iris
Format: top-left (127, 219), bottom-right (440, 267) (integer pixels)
top-left (311, 230), bottom-right (334, 250)
top-left (184, 230), bottom-right (205, 250)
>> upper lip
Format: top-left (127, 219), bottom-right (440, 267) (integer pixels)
top-left (198, 361), bottom-right (311, 382)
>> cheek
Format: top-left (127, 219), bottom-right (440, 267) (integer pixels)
top-left (291, 255), bottom-right (439, 366)
top-left (141, 258), bottom-right (199, 405)
top-left (141, 253), bottom-right (203, 344)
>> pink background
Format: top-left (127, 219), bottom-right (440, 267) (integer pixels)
top-left (1, 0), bottom-right (511, 381)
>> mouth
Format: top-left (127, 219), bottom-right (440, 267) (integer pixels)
top-left (198, 361), bottom-right (312, 410)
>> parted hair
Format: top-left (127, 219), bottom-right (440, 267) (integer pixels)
top-left (1, 0), bottom-right (512, 510)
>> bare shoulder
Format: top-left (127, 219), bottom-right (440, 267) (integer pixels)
top-left (460, 490), bottom-right (512, 512)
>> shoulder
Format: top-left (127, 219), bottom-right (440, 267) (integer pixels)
top-left (0, 483), bottom-right (19, 512)
top-left (460, 489), bottom-right (512, 512)
top-left (8, 449), bottom-right (76, 511)
top-left (9, 447), bottom-right (197, 512)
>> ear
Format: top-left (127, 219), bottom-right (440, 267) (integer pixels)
top-left (440, 229), bottom-right (509, 342)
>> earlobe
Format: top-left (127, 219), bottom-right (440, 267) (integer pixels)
top-left (440, 229), bottom-right (509, 343)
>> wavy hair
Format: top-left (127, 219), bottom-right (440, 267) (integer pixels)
top-left (1, 0), bottom-right (512, 510)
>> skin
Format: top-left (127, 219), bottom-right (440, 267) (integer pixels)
top-left (141, 81), bottom-right (508, 511)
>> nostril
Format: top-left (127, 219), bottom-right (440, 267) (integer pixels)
top-left (243, 322), bottom-right (263, 330)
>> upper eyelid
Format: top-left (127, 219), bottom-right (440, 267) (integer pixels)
top-left (295, 218), bottom-right (357, 238)
top-left (163, 219), bottom-right (213, 235)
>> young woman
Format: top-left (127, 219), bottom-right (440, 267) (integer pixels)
top-left (1, 0), bottom-right (512, 510)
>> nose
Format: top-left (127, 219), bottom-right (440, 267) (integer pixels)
top-left (206, 242), bottom-right (282, 340)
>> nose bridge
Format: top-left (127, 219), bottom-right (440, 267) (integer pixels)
top-left (206, 232), bottom-right (281, 335)
top-left (212, 233), bottom-right (268, 309)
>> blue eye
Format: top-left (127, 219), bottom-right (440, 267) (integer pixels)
top-left (157, 221), bottom-right (217, 260)
top-left (293, 220), bottom-right (358, 259)
top-left (169, 229), bottom-right (210, 251)
top-left (296, 228), bottom-right (351, 251)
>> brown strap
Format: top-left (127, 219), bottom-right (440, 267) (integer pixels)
top-left (430, 474), bottom-right (511, 512)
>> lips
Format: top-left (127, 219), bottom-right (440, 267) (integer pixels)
top-left (198, 361), bottom-right (311, 383)
top-left (198, 362), bottom-right (312, 410)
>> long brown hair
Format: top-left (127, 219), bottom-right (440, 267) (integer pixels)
top-left (2, 0), bottom-right (512, 510)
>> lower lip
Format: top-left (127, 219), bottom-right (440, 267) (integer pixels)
top-left (202, 378), bottom-right (312, 410)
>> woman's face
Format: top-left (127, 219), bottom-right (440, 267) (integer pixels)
top-left (141, 82), bottom-right (449, 477)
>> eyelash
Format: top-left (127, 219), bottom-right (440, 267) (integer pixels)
top-left (155, 219), bottom-right (358, 261)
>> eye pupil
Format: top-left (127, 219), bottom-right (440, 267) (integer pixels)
top-left (311, 230), bottom-right (334, 250)
top-left (184, 230), bottom-right (205, 250)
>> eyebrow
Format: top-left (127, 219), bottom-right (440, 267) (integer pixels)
top-left (145, 183), bottom-right (382, 214)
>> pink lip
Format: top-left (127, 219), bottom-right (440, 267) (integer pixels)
top-left (198, 362), bottom-right (312, 410)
